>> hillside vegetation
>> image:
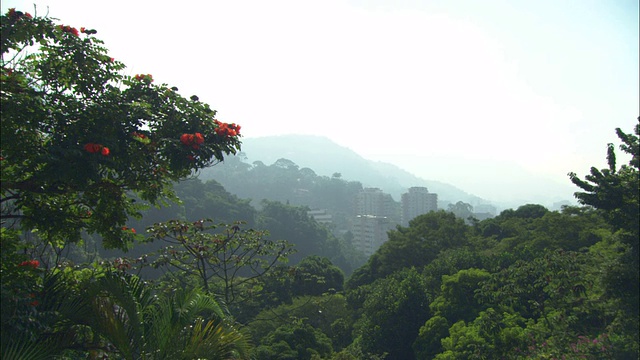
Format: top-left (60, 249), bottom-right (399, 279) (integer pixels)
top-left (1, 10), bottom-right (638, 360)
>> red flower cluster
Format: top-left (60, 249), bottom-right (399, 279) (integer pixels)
top-left (18, 259), bottom-right (39, 269)
top-left (58, 24), bottom-right (79, 36)
top-left (122, 226), bottom-right (136, 233)
top-left (7, 8), bottom-right (32, 20)
top-left (84, 143), bottom-right (110, 156)
top-left (214, 120), bottom-right (241, 137)
top-left (134, 74), bottom-right (153, 82)
top-left (180, 133), bottom-right (205, 149)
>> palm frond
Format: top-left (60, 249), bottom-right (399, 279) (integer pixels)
top-left (1, 335), bottom-right (58, 360)
top-left (181, 318), bottom-right (252, 360)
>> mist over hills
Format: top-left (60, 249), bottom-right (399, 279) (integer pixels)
top-left (199, 134), bottom-right (578, 212)
top-left (201, 134), bottom-right (491, 208)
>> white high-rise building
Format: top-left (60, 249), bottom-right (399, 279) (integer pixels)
top-left (356, 188), bottom-right (396, 217)
top-left (351, 188), bottom-right (398, 256)
top-left (401, 187), bottom-right (438, 226)
top-left (351, 215), bottom-right (394, 257)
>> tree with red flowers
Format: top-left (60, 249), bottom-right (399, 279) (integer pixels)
top-left (1, 9), bottom-right (254, 359)
top-left (0, 9), bottom-right (242, 250)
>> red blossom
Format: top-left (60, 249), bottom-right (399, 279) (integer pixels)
top-left (134, 74), bottom-right (153, 82)
top-left (214, 120), bottom-right (241, 137)
top-left (80, 27), bottom-right (86, 33)
top-left (59, 24), bottom-right (79, 36)
top-left (18, 259), bottom-right (39, 269)
top-left (7, 8), bottom-right (30, 21)
top-left (180, 133), bottom-right (203, 148)
top-left (84, 143), bottom-right (109, 156)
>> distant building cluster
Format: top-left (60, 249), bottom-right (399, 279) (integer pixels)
top-left (307, 186), bottom-right (497, 258)
top-left (350, 186), bottom-right (439, 256)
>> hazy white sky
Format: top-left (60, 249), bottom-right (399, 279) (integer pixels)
top-left (4, 0), bottom-right (639, 203)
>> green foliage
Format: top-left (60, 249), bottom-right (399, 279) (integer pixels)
top-left (176, 178), bottom-right (257, 225)
top-left (478, 250), bottom-right (589, 322)
top-left (347, 211), bottom-right (468, 289)
top-left (249, 294), bottom-right (352, 353)
top-left (569, 118), bottom-right (639, 256)
top-left (430, 268), bottom-right (490, 324)
top-left (475, 205), bottom-right (610, 266)
top-left (2, 266), bottom-right (251, 359)
top-left (421, 247), bottom-right (485, 292)
top-left (1, 9), bottom-right (242, 249)
top-left (568, 119), bottom-right (639, 357)
top-left (293, 255), bottom-right (345, 297)
top-left (254, 322), bottom-right (333, 360)
top-left (202, 156), bottom-right (364, 228)
top-left (413, 315), bottom-right (450, 359)
top-left (352, 268), bottom-right (430, 360)
top-left (435, 310), bottom-right (530, 360)
top-left (0, 228), bottom-right (49, 358)
top-left (146, 219), bottom-right (294, 305)
top-left (257, 200), bottom-right (358, 272)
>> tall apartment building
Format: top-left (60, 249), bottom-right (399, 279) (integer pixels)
top-left (401, 186), bottom-right (438, 226)
top-left (356, 188), bottom-right (397, 217)
top-left (351, 188), bottom-right (398, 256)
top-left (351, 215), bottom-right (395, 257)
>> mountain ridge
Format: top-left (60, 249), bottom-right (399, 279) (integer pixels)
top-left (206, 134), bottom-right (490, 207)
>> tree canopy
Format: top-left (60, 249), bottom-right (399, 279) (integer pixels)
top-left (1, 9), bottom-right (241, 249)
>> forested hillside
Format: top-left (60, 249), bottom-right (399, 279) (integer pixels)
top-left (200, 135), bottom-right (488, 206)
top-left (93, 178), bottom-right (367, 278)
top-left (200, 154), bottom-right (366, 230)
top-left (1, 10), bottom-right (638, 360)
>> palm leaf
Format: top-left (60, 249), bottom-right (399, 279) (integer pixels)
top-left (1, 335), bottom-right (58, 360)
top-left (181, 318), bottom-right (252, 360)
top-left (86, 272), bottom-right (153, 359)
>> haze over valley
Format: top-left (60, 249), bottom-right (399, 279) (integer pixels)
top-left (2, 3), bottom-right (638, 359)
top-left (204, 134), bottom-right (577, 211)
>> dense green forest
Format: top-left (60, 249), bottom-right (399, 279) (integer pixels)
top-left (2, 10), bottom-right (639, 360)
